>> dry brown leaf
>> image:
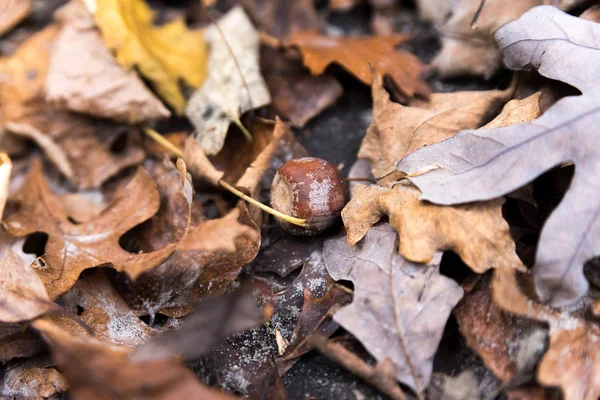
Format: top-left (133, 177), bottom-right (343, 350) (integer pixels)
top-left (287, 32), bottom-right (430, 99)
top-left (0, 26), bottom-right (145, 189)
top-left (416, 0), bottom-right (585, 78)
top-left (32, 319), bottom-right (238, 400)
top-left (0, 355), bottom-right (67, 399)
top-left (45, 1), bottom-right (170, 124)
top-left (343, 183), bottom-right (525, 273)
top-left (0, 323), bottom-right (45, 363)
top-left (493, 270), bottom-right (600, 400)
top-left (360, 71), bottom-right (513, 177)
top-left (261, 46), bottom-right (342, 128)
top-left (186, 7), bottom-right (270, 155)
top-left (0, 250), bottom-right (55, 323)
top-left (184, 137), bottom-right (224, 187)
top-left (0, 0), bottom-right (31, 36)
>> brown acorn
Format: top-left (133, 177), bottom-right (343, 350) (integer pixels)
top-left (270, 157), bottom-right (347, 235)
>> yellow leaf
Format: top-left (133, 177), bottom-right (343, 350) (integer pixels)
top-left (92, 0), bottom-right (207, 114)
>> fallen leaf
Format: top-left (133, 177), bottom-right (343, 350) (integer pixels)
top-left (261, 46), bottom-right (342, 128)
top-left (505, 386), bottom-right (562, 400)
top-left (493, 269), bottom-right (600, 400)
top-left (0, 26), bottom-right (145, 189)
top-left (0, 250), bottom-right (55, 323)
top-left (397, 7), bottom-right (600, 306)
top-left (0, 0), bottom-right (31, 36)
top-left (45, 0), bottom-right (170, 124)
top-left (323, 224), bottom-right (464, 392)
top-left (360, 71), bottom-right (513, 177)
top-left (132, 283), bottom-right (264, 361)
top-left (343, 183), bottom-right (525, 273)
top-left (0, 154), bottom-right (11, 221)
top-left (91, 0), bottom-right (208, 113)
top-left (416, 0), bottom-right (585, 78)
top-left (186, 7), bottom-right (271, 155)
top-left (230, 0), bottom-right (321, 39)
top-left (0, 355), bottom-right (67, 399)
top-left (287, 32), bottom-right (430, 99)
top-left (329, 0), bottom-right (363, 11)
top-left (0, 323), bottom-right (45, 363)
top-left (32, 319), bottom-right (238, 400)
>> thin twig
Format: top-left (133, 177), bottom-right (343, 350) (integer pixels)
top-left (309, 334), bottom-right (407, 400)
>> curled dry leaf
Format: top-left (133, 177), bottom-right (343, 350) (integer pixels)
top-left (0, 0), bottom-right (31, 36)
top-left (0, 26), bottom-right (145, 189)
top-left (45, 0), bottom-right (170, 124)
top-left (90, 0), bottom-right (207, 114)
top-left (0, 355), bottom-right (67, 399)
top-left (397, 7), bottom-right (600, 306)
top-left (343, 183), bottom-right (525, 273)
top-left (32, 319), bottom-right (238, 400)
top-left (187, 7), bottom-right (271, 155)
top-left (132, 283), bottom-right (264, 362)
top-left (416, 0), bottom-right (585, 78)
top-left (493, 269), bottom-right (600, 400)
top-left (360, 71), bottom-right (513, 177)
top-left (323, 224), bottom-right (464, 392)
top-left (0, 250), bottom-right (55, 323)
top-left (287, 32), bottom-right (430, 99)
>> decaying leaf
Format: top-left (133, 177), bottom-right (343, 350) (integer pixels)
top-left (0, 0), bottom-right (31, 36)
top-left (0, 250), bottom-right (55, 323)
top-left (46, 0), bottom-right (170, 124)
top-left (90, 0), bottom-right (207, 114)
top-left (0, 355), bottom-right (67, 399)
top-left (261, 47), bottom-right (342, 128)
top-left (493, 269), bottom-right (600, 400)
top-left (397, 7), bottom-right (600, 306)
top-left (323, 224), bottom-right (464, 391)
top-left (132, 284), bottom-right (264, 361)
top-left (287, 32), bottom-right (430, 99)
top-left (417, 0), bottom-right (584, 78)
top-left (0, 323), bottom-right (45, 363)
top-left (0, 154), bottom-right (11, 221)
top-left (32, 319), bottom-right (238, 400)
top-left (343, 183), bottom-right (525, 273)
top-left (360, 71), bottom-right (513, 177)
top-left (187, 7), bottom-right (270, 155)
top-left (0, 26), bottom-right (145, 189)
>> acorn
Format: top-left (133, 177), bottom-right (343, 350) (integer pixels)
top-left (270, 157), bottom-right (347, 235)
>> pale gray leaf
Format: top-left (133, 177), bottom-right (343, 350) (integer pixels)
top-left (323, 224), bottom-right (463, 391)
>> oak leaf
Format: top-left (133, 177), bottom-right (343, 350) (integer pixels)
top-left (493, 269), bottom-right (600, 400)
top-left (186, 7), bottom-right (271, 155)
top-left (416, 0), bottom-right (585, 78)
top-left (0, 26), bottom-right (145, 189)
top-left (0, 356), bottom-right (67, 399)
top-left (32, 319), bottom-right (238, 400)
top-left (360, 71), bottom-right (513, 177)
top-left (397, 7), bottom-right (600, 306)
top-left (323, 224), bottom-right (464, 392)
top-left (46, 0), bottom-right (170, 124)
top-left (287, 32), bottom-right (430, 99)
top-left (91, 0), bottom-right (208, 114)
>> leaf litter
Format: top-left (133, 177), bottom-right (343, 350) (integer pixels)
top-left (0, 1), bottom-right (599, 399)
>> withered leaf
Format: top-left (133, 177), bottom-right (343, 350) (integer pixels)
top-left (32, 319), bottom-right (238, 400)
top-left (417, 0), bottom-right (585, 78)
top-left (493, 269), bottom-right (600, 400)
top-left (0, 0), bottom-right (31, 36)
top-left (45, 1), bottom-right (170, 124)
top-left (0, 249), bottom-right (55, 323)
top-left (287, 32), bottom-right (430, 99)
top-left (0, 323), bottom-right (45, 363)
top-left (0, 355), bottom-right (67, 399)
top-left (397, 7), bottom-right (600, 306)
top-left (0, 26), bottom-right (145, 189)
top-left (132, 283), bottom-right (264, 362)
top-left (187, 7), bottom-right (271, 155)
top-left (343, 183), bottom-right (525, 273)
top-left (360, 71), bottom-right (513, 177)
top-left (323, 224), bottom-right (464, 392)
